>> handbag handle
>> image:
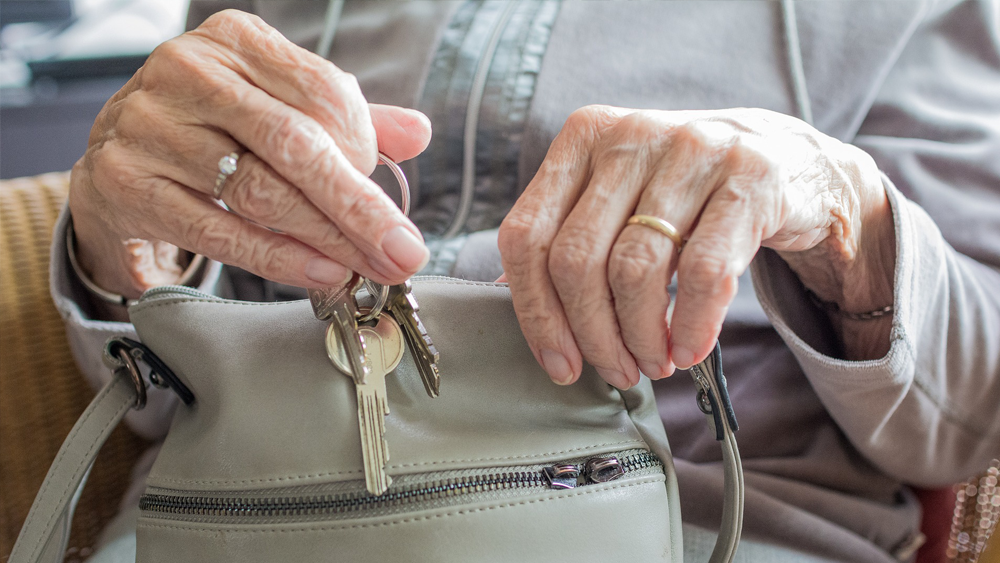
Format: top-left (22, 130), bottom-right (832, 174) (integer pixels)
top-left (9, 343), bottom-right (743, 563)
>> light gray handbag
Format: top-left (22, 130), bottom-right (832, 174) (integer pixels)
top-left (11, 278), bottom-right (743, 563)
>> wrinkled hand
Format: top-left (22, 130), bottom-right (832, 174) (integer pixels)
top-left (499, 105), bottom-right (893, 388)
top-left (70, 10), bottom-right (432, 299)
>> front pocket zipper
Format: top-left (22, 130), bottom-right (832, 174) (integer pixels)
top-left (139, 450), bottom-right (662, 523)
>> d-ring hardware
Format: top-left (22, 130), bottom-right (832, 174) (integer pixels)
top-left (105, 337), bottom-right (196, 409)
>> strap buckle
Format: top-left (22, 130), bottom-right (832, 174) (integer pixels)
top-left (104, 337), bottom-right (195, 409)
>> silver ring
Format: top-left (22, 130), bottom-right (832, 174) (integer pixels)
top-left (212, 152), bottom-right (241, 199)
top-left (356, 153), bottom-right (409, 323)
top-left (378, 152), bottom-right (410, 216)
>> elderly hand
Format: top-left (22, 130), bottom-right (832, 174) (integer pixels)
top-left (70, 10), bottom-right (432, 300)
top-left (499, 105), bottom-right (895, 388)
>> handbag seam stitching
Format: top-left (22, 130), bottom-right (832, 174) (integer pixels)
top-left (147, 440), bottom-right (645, 486)
top-left (136, 475), bottom-right (665, 533)
top-left (128, 282), bottom-right (509, 313)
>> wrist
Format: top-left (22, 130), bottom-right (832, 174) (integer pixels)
top-left (778, 146), bottom-right (896, 360)
top-left (68, 164), bottom-right (191, 302)
top-left (780, 145), bottom-right (895, 312)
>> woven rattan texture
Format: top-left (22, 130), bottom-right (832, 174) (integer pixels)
top-left (0, 172), bottom-right (149, 562)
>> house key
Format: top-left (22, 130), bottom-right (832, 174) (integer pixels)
top-left (387, 281), bottom-right (440, 398)
top-left (327, 311), bottom-right (404, 495)
top-left (314, 274), bottom-right (369, 385)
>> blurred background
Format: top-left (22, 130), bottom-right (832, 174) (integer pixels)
top-left (0, 0), bottom-right (187, 179)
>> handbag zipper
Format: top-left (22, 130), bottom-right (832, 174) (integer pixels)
top-left (139, 451), bottom-right (661, 522)
top-left (136, 276), bottom-right (496, 304)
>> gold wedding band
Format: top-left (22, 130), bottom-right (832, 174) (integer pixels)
top-left (626, 215), bottom-right (685, 251)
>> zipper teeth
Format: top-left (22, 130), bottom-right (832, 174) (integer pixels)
top-left (138, 276), bottom-right (485, 304)
top-left (140, 452), bottom-right (660, 518)
top-left (140, 284), bottom-right (220, 301)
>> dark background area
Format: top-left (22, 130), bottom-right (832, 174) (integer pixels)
top-left (2, 70), bottom-right (135, 179)
top-left (1, 0), bottom-right (169, 179)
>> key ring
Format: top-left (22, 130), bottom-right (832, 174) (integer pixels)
top-left (358, 153), bottom-right (411, 323)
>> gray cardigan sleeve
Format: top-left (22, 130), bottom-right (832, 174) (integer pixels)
top-left (751, 0), bottom-right (1000, 487)
top-left (49, 206), bottom-right (225, 440)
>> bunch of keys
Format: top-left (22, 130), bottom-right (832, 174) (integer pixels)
top-left (306, 155), bottom-right (440, 496)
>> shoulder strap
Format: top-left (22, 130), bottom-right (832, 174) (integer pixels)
top-left (10, 346), bottom-right (743, 563)
top-left (9, 370), bottom-right (137, 563)
top-left (689, 344), bottom-right (744, 563)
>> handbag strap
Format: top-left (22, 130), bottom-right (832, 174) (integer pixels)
top-left (10, 344), bottom-right (744, 563)
top-left (9, 370), bottom-right (136, 563)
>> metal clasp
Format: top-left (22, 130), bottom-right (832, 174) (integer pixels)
top-left (105, 337), bottom-right (195, 410)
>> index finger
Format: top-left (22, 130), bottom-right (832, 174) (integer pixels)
top-left (196, 82), bottom-right (428, 281)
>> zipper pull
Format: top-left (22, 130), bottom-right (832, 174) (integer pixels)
top-left (542, 464), bottom-right (581, 489)
top-left (583, 457), bottom-right (624, 483)
top-left (542, 456), bottom-right (626, 490)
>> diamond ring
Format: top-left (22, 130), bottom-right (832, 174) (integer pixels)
top-left (212, 152), bottom-right (241, 199)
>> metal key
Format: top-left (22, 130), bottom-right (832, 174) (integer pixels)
top-left (308, 275), bottom-right (358, 321)
top-left (317, 274), bottom-right (369, 385)
top-left (327, 312), bottom-right (405, 495)
top-left (387, 281), bottom-right (441, 398)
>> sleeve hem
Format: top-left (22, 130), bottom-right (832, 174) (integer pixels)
top-left (749, 173), bottom-right (916, 387)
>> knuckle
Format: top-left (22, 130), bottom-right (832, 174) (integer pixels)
top-left (145, 38), bottom-right (184, 70)
top-left (201, 79), bottom-right (245, 110)
top-left (201, 9), bottom-right (259, 33)
top-left (113, 92), bottom-right (164, 139)
top-left (89, 141), bottom-right (142, 188)
top-left (338, 185), bottom-right (381, 228)
top-left (264, 112), bottom-right (333, 173)
top-left (672, 121), bottom-right (715, 155)
top-left (548, 231), bottom-right (603, 291)
top-left (725, 141), bottom-right (775, 179)
top-left (230, 165), bottom-right (297, 225)
top-left (563, 105), bottom-right (611, 137)
top-left (715, 176), bottom-right (758, 211)
top-left (498, 208), bottom-right (549, 272)
top-left (681, 251), bottom-right (736, 297)
top-left (327, 69), bottom-right (361, 96)
top-left (186, 217), bottom-right (241, 261)
top-left (327, 178), bottom-right (389, 242)
top-left (315, 222), bottom-right (353, 256)
top-left (143, 39), bottom-right (200, 88)
top-left (497, 212), bottom-right (533, 257)
top-left (247, 239), bottom-right (294, 280)
top-left (608, 237), bottom-right (662, 296)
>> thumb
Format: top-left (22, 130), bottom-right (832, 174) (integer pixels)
top-left (369, 104), bottom-right (433, 163)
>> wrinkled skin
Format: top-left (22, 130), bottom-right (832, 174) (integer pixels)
top-left (73, 11), bottom-right (895, 387)
top-left (498, 106), bottom-right (895, 386)
top-left (71, 10), bottom-right (433, 299)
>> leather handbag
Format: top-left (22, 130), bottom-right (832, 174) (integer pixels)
top-left (11, 277), bottom-right (743, 563)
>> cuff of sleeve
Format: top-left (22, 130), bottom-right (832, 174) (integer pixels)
top-left (749, 173), bottom-right (915, 388)
top-left (748, 173), bottom-right (991, 484)
top-left (49, 204), bottom-right (224, 439)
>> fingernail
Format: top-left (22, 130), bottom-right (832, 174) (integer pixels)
top-left (540, 349), bottom-right (573, 385)
top-left (382, 225), bottom-right (429, 272)
top-left (596, 367), bottom-right (630, 389)
top-left (671, 346), bottom-right (695, 370)
top-left (305, 257), bottom-right (352, 286)
top-left (637, 360), bottom-right (665, 380)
